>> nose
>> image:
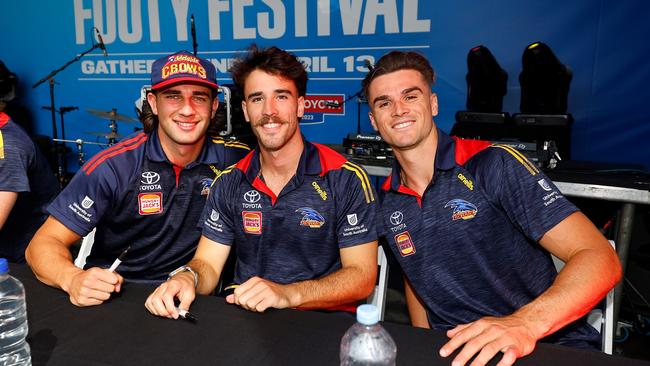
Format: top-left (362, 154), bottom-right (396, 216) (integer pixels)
top-left (392, 100), bottom-right (409, 117)
top-left (178, 97), bottom-right (196, 117)
top-left (262, 98), bottom-right (277, 116)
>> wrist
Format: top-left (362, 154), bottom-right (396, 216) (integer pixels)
top-left (59, 265), bottom-right (84, 293)
top-left (168, 265), bottom-right (198, 288)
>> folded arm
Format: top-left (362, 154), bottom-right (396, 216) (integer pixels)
top-left (229, 241), bottom-right (378, 312)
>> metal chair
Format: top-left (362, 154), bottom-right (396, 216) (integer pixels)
top-left (552, 240), bottom-right (615, 354)
top-left (367, 246), bottom-right (389, 320)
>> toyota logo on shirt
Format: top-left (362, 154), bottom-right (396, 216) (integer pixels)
top-left (390, 211), bottom-right (404, 226)
top-left (244, 190), bottom-right (261, 203)
top-left (141, 171), bottom-right (161, 185)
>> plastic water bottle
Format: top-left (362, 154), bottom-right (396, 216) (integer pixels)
top-left (340, 304), bottom-right (397, 365)
top-left (0, 258), bottom-right (31, 366)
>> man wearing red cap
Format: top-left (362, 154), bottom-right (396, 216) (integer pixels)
top-left (26, 51), bottom-right (249, 307)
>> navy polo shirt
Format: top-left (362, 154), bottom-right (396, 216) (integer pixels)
top-left (379, 129), bottom-right (599, 348)
top-left (0, 113), bottom-right (59, 262)
top-left (48, 129), bottom-right (249, 283)
top-left (200, 140), bottom-right (378, 289)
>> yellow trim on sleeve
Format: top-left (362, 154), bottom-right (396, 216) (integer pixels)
top-left (342, 162), bottom-right (375, 203)
top-left (492, 144), bottom-right (539, 176)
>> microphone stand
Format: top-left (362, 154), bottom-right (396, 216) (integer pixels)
top-left (32, 42), bottom-right (104, 186)
top-left (329, 90), bottom-right (365, 134)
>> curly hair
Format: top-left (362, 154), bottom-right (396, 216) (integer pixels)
top-left (362, 51), bottom-right (435, 100)
top-left (138, 91), bottom-right (225, 135)
top-left (229, 44), bottom-right (307, 97)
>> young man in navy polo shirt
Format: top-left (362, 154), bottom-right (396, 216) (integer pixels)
top-left (26, 51), bottom-right (249, 307)
top-left (145, 45), bottom-right (378, 318)
top-left (0, 60), bottom-right (59, 263)
top-left (363, 51), bottom-right (621, 365)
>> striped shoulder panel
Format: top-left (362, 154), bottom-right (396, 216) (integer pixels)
top-left (82, 133), bottom-right (148, 175)
top-left (210, 136), bottom-right (250, 150)
top-left (0, 130), bottom-right (4, 159)
top-left (490, 144), bottom-right (539, 176)
top-left (209, 163), bottom-right (238, 188)
top-left (341, 161), bottom-right (375, 204)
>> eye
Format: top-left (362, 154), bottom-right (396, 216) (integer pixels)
top-left (377, 101), bottom-right (391, 109)
top-left (404, 94), bottom-right (418, 102)
top-left (192, 96), bottom-right (209, 104)
top-left (164, 94), bottom-right (181, 101)
top-left (277, 94), bottom-right (289, 100)
top-left (250, 96), bottom-right (263, 103)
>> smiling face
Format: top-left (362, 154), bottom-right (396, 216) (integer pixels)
top-left (367, 69), bottom-right (438, 152)
top-left (147, 84), bottom-right (218, 149)
top-left (241, 69), bottom-right (305, 152)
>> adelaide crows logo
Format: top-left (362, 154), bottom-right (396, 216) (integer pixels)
top-left (296, 207), bottom-right (325, 228)
top-left (444, 199), bottom-right (478, 220)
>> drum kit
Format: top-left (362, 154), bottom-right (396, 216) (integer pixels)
top-left (52, 107), bottom-right (139, 179)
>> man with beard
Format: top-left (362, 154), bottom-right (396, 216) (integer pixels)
top-left (145, 45), bottom-right (378, 317)
top-left (26, 51), bottom-right (249, 306)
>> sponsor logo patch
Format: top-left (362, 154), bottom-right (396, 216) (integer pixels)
top-left (242, 211), bottom-right (262, 234)
top-left (537, 178), bottom-right (552, 192)
top-left (457, 173), bottom-right (474, 190)
top-left (81, 196), bottom-right (95, 209)
top-left (200, 178), bottom-right (213, 195)
top-left (244, 190), bottom-right (261, 203)
top-left (389, 211), bottom-right (404, 226)
top-left (210, 209), bottom-right (219, 222)
top-left (347, 213), bottom-right (358, 226)
top-left (138, 192), bottom-right (163, 215)
top-left (296, 207), bottom-right (325, 228)
top-left (395, 231), bottom-right (416, 257)
top-left (444, 199), bottom-right (478, 220)
top-left (141, 171), bottom-right (161, 185)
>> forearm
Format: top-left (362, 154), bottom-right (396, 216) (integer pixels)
top-left (286, 264), bottom-right (375, 309)
top-left (186, 258), bottom-right (221, 295)
top-left (26, 233), bottom-right (82, 292)
top-left (404, 277), bottom-right (430, 328)
top-left (514, 248), bottom-right (621, 339)
top-left (0, 191), bottom-right (18, 230)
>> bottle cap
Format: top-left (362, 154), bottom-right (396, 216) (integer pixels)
top-left (356, 304), bottom-right (379, 325)
top-left (0, 258), bottom-right (8, 274)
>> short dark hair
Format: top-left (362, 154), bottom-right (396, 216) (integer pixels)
top-left (362, 51), bottom-right (435, 100)
top-left (138, 91), bottom-right (224, 135)
top-left (229, 44), bottom-right (308, 97)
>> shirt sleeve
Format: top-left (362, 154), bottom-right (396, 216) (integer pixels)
top-left (0, 129), bottom-right (31, 193)
top-left (469, 146), bottom-right (579, 242)
top-left (199, 170), bottom-right (237, 246)
top-left (46, 162), bottom-right (118, 236)
top-left (334, 163), bottom-right (379, 248)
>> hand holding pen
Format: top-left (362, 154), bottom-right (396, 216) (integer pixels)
top-left (65, 247), bottom-right (128, 307)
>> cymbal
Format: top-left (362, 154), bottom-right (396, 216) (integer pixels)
top-left (86, 131), bottom-right (123, 139)
top-left (87, 108), bottom-right (138, 123)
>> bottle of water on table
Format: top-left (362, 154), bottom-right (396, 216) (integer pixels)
top-left (0, 258), bottom-right (31, 366)
top-left (340, 304), bottom-right (397, 365)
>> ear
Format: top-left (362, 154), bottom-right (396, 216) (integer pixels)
top-left (241, 100), bottom-right (250, 122)
top-left (211, 97), bottom-right (219, 118)
top-left (368, 112), bottom-right (378, 131)
top-left (297, 96), bottom-right (305, 118)
top-left (430, 92), bottom-right (438, 117)
top-left (147, 92), bottom-right (158, 115)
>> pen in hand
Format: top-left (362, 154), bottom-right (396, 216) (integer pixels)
top-left (176, 307), bottom-right (197, 321)
top-left (108, 246), bottom-right (131, 272)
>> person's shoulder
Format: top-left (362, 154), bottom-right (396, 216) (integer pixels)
top-left (79, 131), bottom-right (148, 176)
top-left (207, 135), bottom-right (250, 152)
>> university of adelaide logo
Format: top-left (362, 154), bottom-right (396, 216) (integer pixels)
top-left (444, 199), bottom-right (478, 221)
top-left (296, 207), bottom-right (325, 228)
top-left (138, 192), bottom-right (163, 215)
top-left (394, 231), bottom-right (416, 257)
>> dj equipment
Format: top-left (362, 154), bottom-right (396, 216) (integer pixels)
top-left (342, 133), bottom-right (394, 167)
